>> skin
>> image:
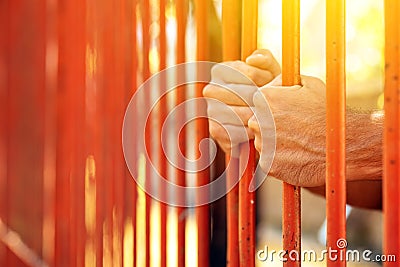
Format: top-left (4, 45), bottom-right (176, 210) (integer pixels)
top-left (204, 49), bottom-right (383, 209)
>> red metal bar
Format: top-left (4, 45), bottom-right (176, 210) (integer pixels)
top-left (113, 0), bottom-right (126, 265)
top-left (141, 0), bottom-right (152, 266)
top-left (326, 1), bottom-right (347, 266)
top-left (129, 0), bottom-right (138, 266)
top-left (7, 2), bottom-right (46, 265)
top-left (57, 0), bottom-right (87, 265)
top-left (84, 0), bottom-right (107, 265)
top-left (42, 0), bottom-right (58, 264)
top-left (281, 1), bottom-right (301, 266)
top-left (0, 0), bottom-right (8, 263)
top-left (222, 0), bottom-right (242, 266)
top-left (194, 0), bottom-right (210, 266)
top-left (383, 1), bottom-right (400, 265)
top-left (175, 0), bottom-right (188, 266)
top-left (85, 2), bottom-right (103, 265)
top-left (102, 0), bottom-right (116, 264)
top-left (158, 1), bottom-right (168, 266)
top-left (239, 0), bottom-right (257, 265)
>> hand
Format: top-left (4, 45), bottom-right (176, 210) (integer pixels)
top-left (203, 49), bottom-right (280, 157)
top-left (249, 75), bottom-right (327, 187)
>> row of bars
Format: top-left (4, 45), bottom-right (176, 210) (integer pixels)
top-left (0, 0), bottom-right (399, 266)
top-left (223, 0), bottom-right (400, 266)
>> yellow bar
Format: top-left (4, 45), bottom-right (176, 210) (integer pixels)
top-left (326, 0), bottom-right (347, 266)
top-left (223, 0), bottom-right (241, 61)
top-left (222, 1), bottom-right (242, 266)
top-left (282, 0), bottom-right (301, 266)
top-left (383, 0), bottom-right (400, 265)
top-left (241, 0), bottom-right (257, 59)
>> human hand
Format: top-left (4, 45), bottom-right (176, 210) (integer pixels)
top-left (249, 75), bottom-right (327, 187)
top-left (203, 49), bottom-right (280, 157)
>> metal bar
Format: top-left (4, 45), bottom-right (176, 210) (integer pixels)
top-left (194, 0), bottom-right (210, 266)
top-left (326, 1), bottom-right (347, 266)
top-left (84, 1), bottom-right (106, 265)
top-left (281, 1), bottom-right (301, 266)
top-left (131, 2), bottom-right (138, 266)
top-left (175, 0), bottom-right (187, 266)
top-left (141, 0), bottom-right (152, 266)
top-left (158, 0), bottom-right (168, 266)
top-left (239, 0), bottom-right (257, 265)
top-left (69, 0), bottom-right (87, 265)
top-left (383, 1), bottom-right (400, 265)
top-left (102, 0), bottom-right (116, 264)
top-left (222, 0), bottom-right (242, 266)
top-left (56, 0), bottom-right (85, 262)
top-left (113, 0), bottom-right (126, 265)
top-left (0, 0), bottom-right (8, 263)
top-left (55, 0), bottom-right (89, 264)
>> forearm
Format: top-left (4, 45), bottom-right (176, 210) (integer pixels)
top-left (346, 110), bottom-right (383, 182)
top-left (302, 109), bottom-right (383, 209)
top-left (270, 108), bottom-right (383, 187)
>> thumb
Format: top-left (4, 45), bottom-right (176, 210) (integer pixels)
top-left (245, 49), bottom-right (281, 77)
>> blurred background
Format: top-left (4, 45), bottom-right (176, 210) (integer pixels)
top-left (0, 0), bottom-right (385, 266)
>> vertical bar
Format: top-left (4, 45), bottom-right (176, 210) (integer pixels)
top-left (130, 0), bottom-right (138, 266)
top-left (56, 0), bottom-right (87, 265)
top-left (102, 0), bottom-right (116, 265)
top-left (383, 0), bottom-right (400, 265)
top-left (239, 0), bottom-right (257, 265)
top-left (175, 0), bottom-right (187, 266)
top-left (222, 0), bottom-right (242, 266)
top-left (130, 1), bottom-right (138, 266)
top-left (194, 0), bottom-right (210, 266)
top-left (43, 0), bottom-right (58, 264)
top-left (281, 1), bottom-right (301, 266)
top-left (158, 1), bottom-right (168, 267)
top-left (326, 1), bottom-right (347, 266)
top-left (8, 1), bottom-right (46, 263)
top-left (113, 0), bottom-right (126, 266)
top-left (85, 1), bottom-right (105, 265)
top-left (141, 0), bottom-right (152, 266)
top-left (0, 0), bottom-right (8, 263)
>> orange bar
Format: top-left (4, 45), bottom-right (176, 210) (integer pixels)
top-left (383, 0), bottom-right (400, 265)
top-left (84, 1), bottom-right (106, 265)
top-left (239, 0), bottom-right (257, 265)
top-left (141, 0), bottom-right (152, 266)
top-left (281, 0), bottom-right (301, 266)
top-left (0, 0), bottom-right (7, 262)
top-left (222, 0), bottom-right (242, 266)
top-left (194, 0), bottom-right (210, 266)
top-left (56, 0), bottom-right (86, 264)
top-left (159, 0), bottom-right (167, 266)
top-left (175, 0), bottom-right (188, 266)
top-left (113, 0), bottom-right (126, 265)
top-left (130, 1), bottom-right (138, 266)
top-left (326, 1), bottom-right (347, 266)
top-left (7, 0), bottom-right (46, 265)
top-left (103, 0), bottom-right (116, 264)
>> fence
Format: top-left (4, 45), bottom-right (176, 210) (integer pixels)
top-left (0, 0), bottom-right (399, 266)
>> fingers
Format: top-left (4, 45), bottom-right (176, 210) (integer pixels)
top-left (211, 61), bottom-right (274, 87)
top-left (203, 83), bottom-right (257, 106)
top-left (206, 99), bottom-right (254, 125)
top-left (246, 49), bottom-right (281, 78)
top-left (209, 120), bottom-right (255, 156)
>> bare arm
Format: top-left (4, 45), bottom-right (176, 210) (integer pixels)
top-left (250, 77), bottom-right (383, 209)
